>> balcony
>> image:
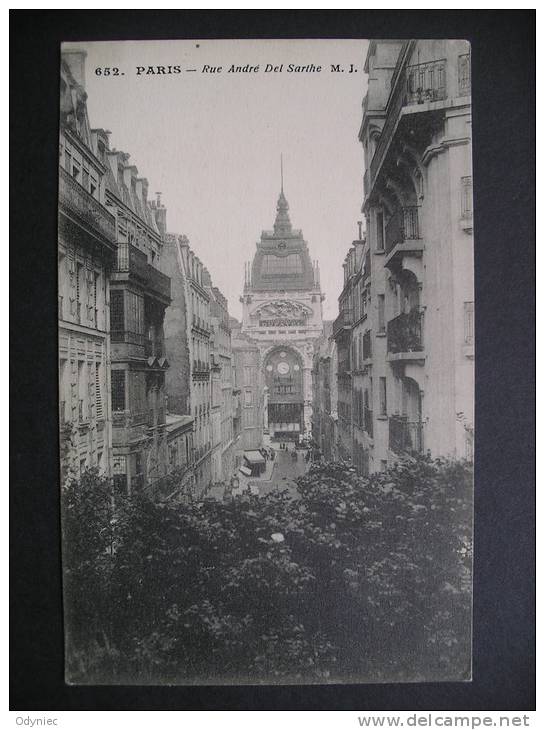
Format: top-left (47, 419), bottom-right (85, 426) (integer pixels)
top-left (369, 56), bottom-right (448, 189)
top-left (389, 415), bottom-right (424, 455)
top-left (332, 308), bottom-right (353, 338)
top-left (384, 204), bottom-right (421, 255)
top-left (116, 242), bottom-right (149, 280)
top-left (147, 264), bottom-right (171, 302)
top-left (193, 359), bottom-right (210, 376)
top-left (112, 330), bottom-right (145, 346)
top-left (405, 59), bottom-right (447, 106)
top-left (58, 166), bottom-right (116, 250)
top-left (387, 309), bottom-right (424, 360)
top-left (115, 243), bottom-right (171, 303)
top-left (192, 313), bottom-right (210, 334)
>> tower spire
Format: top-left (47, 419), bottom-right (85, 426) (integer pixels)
top-left (280, 153), bottom-right (284, 193)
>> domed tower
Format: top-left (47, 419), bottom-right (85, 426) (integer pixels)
top-left (241, 178), bottom-right (324, 441)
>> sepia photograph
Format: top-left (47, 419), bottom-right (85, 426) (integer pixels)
top-left (57, 37), bottom-right (474, 686)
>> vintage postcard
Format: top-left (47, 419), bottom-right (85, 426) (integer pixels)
top-left (58, 39), bottom-right (474, 685)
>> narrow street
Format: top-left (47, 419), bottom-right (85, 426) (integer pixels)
top-left (252, 446), bottom-right (309, 499)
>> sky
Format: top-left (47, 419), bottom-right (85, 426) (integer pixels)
top-left (74, 39), bottom-right (369, 320)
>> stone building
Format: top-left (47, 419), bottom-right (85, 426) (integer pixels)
top-left (93, 133), bottom-right (171, 494)
top-left (240, 185), bottom-right (325, 443)
top-left (311, 321), bottom-right (339, 462)
top-left (163, 234), bottom-right (213, 495)
top-left (58, 50), bottom-right (117, 482)
top-left (230, 319), bottom-right (262, 469)
top-left (331, 243), bottom-right (359, 463)
top-left (208, 287), bottom-right (235, 483)
top-left (165, 414), bottom-right (195, 499)
top-left (351, 39), bottom-right (474, 471)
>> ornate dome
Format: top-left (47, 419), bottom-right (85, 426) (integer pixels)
top-left (249, 189), bottom-right (315, 291)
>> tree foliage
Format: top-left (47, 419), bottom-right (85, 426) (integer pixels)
top-left (62, 455), bottom-right (472, 684)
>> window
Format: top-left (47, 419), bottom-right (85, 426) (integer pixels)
top-left (378, 294), bottom-right (385, 332)
top-left (464, 302), bottom-right (474, 345)
top-left (76, 263), bottom-right (83, 303)
top-left (78, 360), bottom-right (86, 421)
top-left (261, 254), bottom-right (303, 276)
top-left (376, 211), bottom-right (384, 250)
top-left (379, 377), bottom-right (387, 416)
top-left (82, 166), bottom-right (89, 191)
top-left (110, 290), bottom-right (124, 333)
top-left (461, 176), bottom-right (473, 219)
top-left (111, 370), bottom-right (126, 411)
top-left (244, 389), bottom-right (253, 407)
top-left (113, 455), bottom-right (127, 493)
top-left (90, 175), bottom-right (98, 198)
top-left (458, 53), bottom-right (471, 95)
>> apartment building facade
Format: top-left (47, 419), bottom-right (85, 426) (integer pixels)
top-left (311, 321), bottom-right (339, 462)
top-left (355, 39), bottom-right (474, 470)
top-left (163, 234), bottom-right (213, 495)
top-left (231, 320), bottom-right (263, 469)
top-left (208, 287), bottom-right (235, 483)
top-left (58, 50), bottom-right (117, 483)
top-left (93, 132), bottom-right (171, 494)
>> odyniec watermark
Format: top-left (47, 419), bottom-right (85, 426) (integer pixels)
top-left (15, 718), bottom-right (58, 727)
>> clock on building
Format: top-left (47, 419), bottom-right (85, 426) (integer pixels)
top-left (277, 361), bottom-right (290, 375)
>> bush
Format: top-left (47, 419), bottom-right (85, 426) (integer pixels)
top-left (62, 455), bottom-right (472, 683)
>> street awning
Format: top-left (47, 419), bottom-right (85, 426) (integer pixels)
top-left (244, 450), bottom-right (266, 464)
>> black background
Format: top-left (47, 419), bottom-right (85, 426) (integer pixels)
top-left (10, 10), bottom-right (535, 711)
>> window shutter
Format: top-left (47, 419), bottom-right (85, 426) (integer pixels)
top-left (95, 363), bottom-right (103, 420)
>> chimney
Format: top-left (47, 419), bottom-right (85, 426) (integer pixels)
top-left (357, 220), bottom-right (363, 240)
top-left (154, 192), bottom-right (167, 236)
top-left (62, 48), bottom-right (87, 89)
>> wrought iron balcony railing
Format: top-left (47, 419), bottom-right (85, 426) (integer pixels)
top-left (389, 415), bottom-right (424, 455)
top-left (387, 309), bottom-right (424, 354)
top-left (405, 58), bottom-right (447, 105)
top-left (147, 264), bottom-right (171, 301)
top-left (115, 243), bottom-right (171, 301)
top-left (369, 57), bottom-right (447, 186)
top-left (385, 206), bottom-right (420, 255)
top-left (58, 166), bottom-right (116, 245)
